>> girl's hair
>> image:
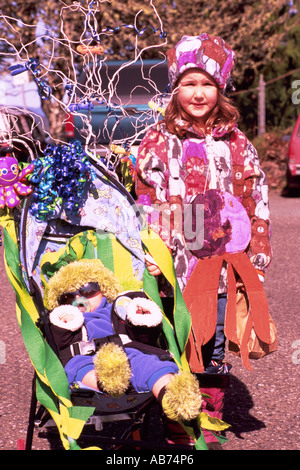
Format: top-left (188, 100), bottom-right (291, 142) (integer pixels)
top-left (164, 76), bottom-right (240, 138)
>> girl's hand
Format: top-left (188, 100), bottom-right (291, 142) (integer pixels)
top-left (145, 253), bottom-right (162, 277)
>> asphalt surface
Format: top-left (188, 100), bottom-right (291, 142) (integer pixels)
top-left (0, 190), bottom-right (299, 451)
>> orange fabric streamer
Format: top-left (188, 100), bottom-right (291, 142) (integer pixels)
top-left (183, 252), bottom-right (273, 372)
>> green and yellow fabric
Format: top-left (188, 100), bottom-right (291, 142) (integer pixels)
top-left (0, 211), bottom-right (94, 450)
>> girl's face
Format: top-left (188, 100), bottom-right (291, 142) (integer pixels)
top-left (177, 70), bottom-right (218, 127)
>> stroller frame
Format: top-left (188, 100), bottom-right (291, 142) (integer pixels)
top-left (2, 150), bottom-right (197, 451)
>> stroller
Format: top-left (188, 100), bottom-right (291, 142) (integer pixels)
top-left (0, 141), bottom-right (227, 450)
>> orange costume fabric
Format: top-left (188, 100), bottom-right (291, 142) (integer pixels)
top-left (183, 252), bottom-right (276, 372)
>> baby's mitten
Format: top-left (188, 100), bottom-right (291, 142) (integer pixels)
top-left (161, 371), bottom-right (202, 422)
top-left (94, 343), bottom-right (131, 397)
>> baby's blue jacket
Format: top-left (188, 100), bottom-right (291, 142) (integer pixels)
top-left (64, 297), bottom-right (179, 392)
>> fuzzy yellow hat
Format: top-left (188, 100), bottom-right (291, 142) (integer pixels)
top-left (44, 258), bottom-right (123, 311)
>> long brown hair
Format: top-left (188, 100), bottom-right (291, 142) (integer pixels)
top-left (164, 74), bottom-right (240, 138)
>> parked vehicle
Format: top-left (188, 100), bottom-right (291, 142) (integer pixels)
top-left (286, 114), bottom-right (300, 191)
top-left (65, 59), bottom-right (169, 158)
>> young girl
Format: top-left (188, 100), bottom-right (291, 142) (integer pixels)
top-left (135, 33), bottom-right (273, 447)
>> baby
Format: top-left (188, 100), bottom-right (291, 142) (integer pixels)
top-left (45, 258), bottom-right (202, 423)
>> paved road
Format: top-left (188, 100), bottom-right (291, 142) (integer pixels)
top-left (0, 190), bottom-right (299, 450)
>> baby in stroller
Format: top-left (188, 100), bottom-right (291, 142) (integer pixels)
top-left (44, 257), bottom-right (202, 424)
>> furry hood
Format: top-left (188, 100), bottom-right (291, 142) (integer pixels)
top-left (44, 258), bottom-right (123, 311)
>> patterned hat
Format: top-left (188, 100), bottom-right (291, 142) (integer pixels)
top-left (167, 33), bottom-right (236, 91)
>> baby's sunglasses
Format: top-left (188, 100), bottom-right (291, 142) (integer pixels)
top-left (58, 282), bottom-right (100, 306)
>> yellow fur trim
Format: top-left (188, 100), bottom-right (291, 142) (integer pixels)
top-left (161, 371), bottom-right (202, 422)
top-left (94, 343), bottom-right (132, 397)
top-left (44, 259), bottom-right (122, 311)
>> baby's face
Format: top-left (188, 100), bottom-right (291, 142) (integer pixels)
top-left (58, 293), bottom-right (103, 321)
top-left (58, 282), bottom-right (103, 312)
top-left (84, 292), bottom-right (103, 312)
top-left (71, 292), bottom-right (104, 312)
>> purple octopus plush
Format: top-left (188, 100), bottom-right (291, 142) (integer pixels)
top-left (0, 156), bottom-right (34, 209)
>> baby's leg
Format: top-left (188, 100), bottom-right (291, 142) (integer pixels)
top-left (152, 373), bottom-right (174, 398)
top-left (81, 370), bottom-right (99, 390)
top-left (81, 371), bottom-right (175, 396)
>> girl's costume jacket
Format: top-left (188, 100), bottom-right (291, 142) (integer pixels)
top-left (135, 123), bottom-right (274, 372)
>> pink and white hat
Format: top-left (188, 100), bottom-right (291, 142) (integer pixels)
top-left (167, 33), bottom-right (236, 91)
